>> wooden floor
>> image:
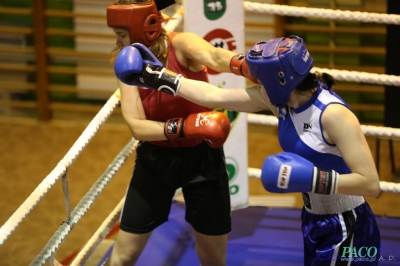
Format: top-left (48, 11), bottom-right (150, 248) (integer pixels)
top-left (0, 117), bottom-right (399, 266)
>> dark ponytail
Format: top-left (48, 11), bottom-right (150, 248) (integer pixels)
top-left (297, 71), bottom-right (336, 92)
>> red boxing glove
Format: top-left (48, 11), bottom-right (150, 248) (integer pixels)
top-left (164, 112), bottom-right (230, 148)
top-left (230, 54), bottom-right (258, 84)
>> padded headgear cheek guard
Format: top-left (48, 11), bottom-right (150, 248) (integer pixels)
top-left (245, 35), bottom-right (313, 106)
top-left (107, 0), bottom-right (165, 47)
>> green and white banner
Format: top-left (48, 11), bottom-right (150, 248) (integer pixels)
top-left (184, 0), bottom-right (248, 210)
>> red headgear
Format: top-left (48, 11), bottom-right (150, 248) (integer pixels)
top-left (107, 0), bottom-right (165, 47)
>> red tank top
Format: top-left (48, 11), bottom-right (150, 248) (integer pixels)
top-left (139, 32), bottom-right (212, 147)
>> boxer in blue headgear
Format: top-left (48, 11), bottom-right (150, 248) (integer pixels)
top-left (113, 34), bottom-right (381, 265)
top-left (245, 35), bottom-right (313, 106)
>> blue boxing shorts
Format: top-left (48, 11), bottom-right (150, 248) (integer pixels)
top-left (301, 199), bottom-right (380, 266)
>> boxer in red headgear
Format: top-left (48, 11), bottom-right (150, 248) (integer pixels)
top-left (107, 0), bottom-right (175, 66)
top-left (106, 1), bottom-right (258, 265)
top-left (107, 0), bottom-right (165, 47)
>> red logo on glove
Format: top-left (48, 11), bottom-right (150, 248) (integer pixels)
top-left (278, 165), bottom-right (292, 189)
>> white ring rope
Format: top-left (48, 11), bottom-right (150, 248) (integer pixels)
top-left (0, 89), bottom-right (121, 247)
top-left (69, 197), bottom-right (125, 266)
top-left (379, 181), bottom-right (400, 193)
top-left (248, 113), bottom-right (400, 139)
top-left (164, 5), bottom-right (184, 33)
top-left (312, 67), bottom-right (400, 87)
top-left (30, 138), bottom-right (138, 266)
top-left (244, 2), bottom-right (400, 25)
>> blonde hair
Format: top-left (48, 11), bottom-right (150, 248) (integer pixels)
top-left (110, 28), bottom-right (170, 65)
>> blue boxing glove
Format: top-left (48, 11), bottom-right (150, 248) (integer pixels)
top-left (114, 43), bottom-right (183, 96)
top-left (114, 45), bottom-right (145, 86)
top-left (261, 152), bottom-right (340, 195)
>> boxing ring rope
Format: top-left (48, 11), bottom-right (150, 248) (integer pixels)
top-left (0, 89), bottom-right (122, 248)
top-left (247, 113), bottom-right (400, 139)
top-left (30, 138), bottom-right (137, 266)
top-left (244, 2), bottom-right (400, 25)
top-left (1, 3), bottom-right (400, 266)
top-left (312, 68), bottom-right (400, 87)
top-left (163, 5), bottom-right (184, 33)
top-left (68, 197), bottom-right (124, 266)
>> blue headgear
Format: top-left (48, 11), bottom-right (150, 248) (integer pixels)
top-left (246, 35), bottom-right (313, 106)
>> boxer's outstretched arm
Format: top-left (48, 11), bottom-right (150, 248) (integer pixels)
top-left (179, 78), bottom-right (275, 114)
top-left (114, 43), bottom-right (276, 115)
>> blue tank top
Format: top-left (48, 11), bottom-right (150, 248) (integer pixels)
top-left (277, 83), bottom-right (367, 215)
top-left (277, 83), bottom-right (351, 174)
